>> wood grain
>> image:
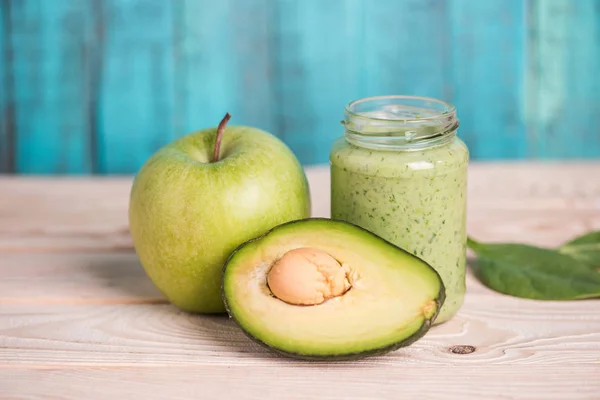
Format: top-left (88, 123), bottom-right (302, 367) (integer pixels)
top-left (0, 252), bottom-right (163, 304)
top-left (274, 0), bottom-right (364, 165)
top-left (0, 177), bottom-right (132, 251)
top-left (0, 0), bottom-right (14, 173)
top-left (527, 0), bottom-right (600, 158)
top-left (1, 274), bottom-right (599, 367)
top-left (450, 0), bottom-right (527, 159)
top-left (9, 0), bottom-right (94, 174)
top-left (363, 0), bottom-right (448, 99)
top-left (97, 0), bottom-right (175, 174)
top-left (172, 0), bottom-right (277, 141)
top-left (2, 1), bottom-right (600, 172)
top-left (0, 164), bottom-right (600, 399)
top-left (1, 365), bottom-right (599, 400)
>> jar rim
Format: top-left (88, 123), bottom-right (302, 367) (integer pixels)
top-left (341, 95), bottom-right (459, 151)
top-left (344, 95), bottom-right (456, 122)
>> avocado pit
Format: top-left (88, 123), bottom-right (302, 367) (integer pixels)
top-left (266, 247), bottom-right (352, 305)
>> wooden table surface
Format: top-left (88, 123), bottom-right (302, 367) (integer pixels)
top-left (1, 162), bottom-right (599, 400)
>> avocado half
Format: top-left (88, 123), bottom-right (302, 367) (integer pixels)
top-left (221, 218), bottom-right (445, 360)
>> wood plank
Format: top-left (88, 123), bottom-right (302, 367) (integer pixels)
top-left (0, 365), bottom-right (598, 400)
top-left (450, 0), bottom-right (527, 159)
top-left (9, 0), bottom-right (94, 174)
top-left (172, 0), bottom-right (277, 139)
top-left (97, 0), bottom-right (175, 173)
top-left (0, 252), bottom-right (163, 304)
top-left (0, 163), bottom-right (599, 251)
top-left (363, 0), bottom-right (449, 99)
top-left (0, 0), bottom-right (15, 173)
top-left (527, 0), bottom-right (600, 159)
top-left (0, 177), bottom-right (133, 252)
top-left (0, 276), bottom-right (599, 366)
top-left (0, 163), bottom-right (599, 397)
top-left (274, 0), bottom-right (363, 165)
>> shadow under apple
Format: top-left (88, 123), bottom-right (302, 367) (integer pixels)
top-left (80, 252), bottom-right (167, 304)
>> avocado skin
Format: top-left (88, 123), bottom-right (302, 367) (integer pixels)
top-left (220, 217), bottom-right (446, 361)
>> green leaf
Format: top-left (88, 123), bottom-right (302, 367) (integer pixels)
top-left (557, 231), bottom-right (600, 271)
top-left (467, 237), bottom-right (600, 300)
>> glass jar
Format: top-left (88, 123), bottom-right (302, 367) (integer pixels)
top-left (329, 95), bottom-right (469, 324)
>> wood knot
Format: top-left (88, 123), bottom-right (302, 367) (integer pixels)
top-left (449, 345), bottom-right (476, 354)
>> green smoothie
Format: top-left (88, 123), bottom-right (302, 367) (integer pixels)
top-left (330, 133), bottom-right (469, 324)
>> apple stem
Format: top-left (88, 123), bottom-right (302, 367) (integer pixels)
top-left (212, 112), bottom-right (232, 163)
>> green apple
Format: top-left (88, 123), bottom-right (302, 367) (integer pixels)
top-left (128, 113), bottom-right (311, 313)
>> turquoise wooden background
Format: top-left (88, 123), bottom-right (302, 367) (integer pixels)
top-left (1, 0), bottom-right (599, 174)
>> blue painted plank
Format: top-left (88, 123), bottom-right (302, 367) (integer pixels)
top-left (527, 0), bottom-right (600, 159)
top-left (0, 0), bottom-right (14, 172)
top-left (9, 0), bottom-right (94, 174)
top-left (173, 0), bottom-right (276, 139)
top-left (97, 0), bottom-right (175, 174)
top-left (449, 0), bottom-right (527, 160)
top-left (4, 0), bottom-right (599, 174)
top-left (362, 0), bottom-right (449, 100)
top-left (273, 0), bottom-right (365, 165)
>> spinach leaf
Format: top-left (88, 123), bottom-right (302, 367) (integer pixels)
top-left (467, 237), bottom-right (600, 300)
top-left (557, 231), bottom-right (600, 271)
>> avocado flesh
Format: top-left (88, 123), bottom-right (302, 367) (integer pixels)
top-left (222, 218), bottom-right (445, 360)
